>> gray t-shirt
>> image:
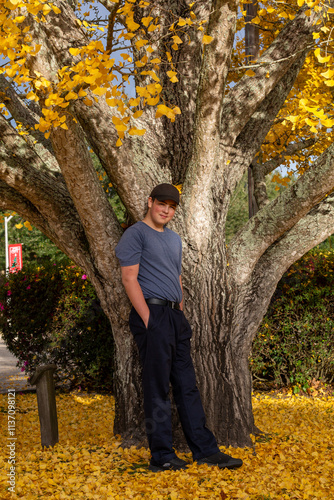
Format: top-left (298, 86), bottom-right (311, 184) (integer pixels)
top-left (115, 221), bottom-right (183, 302)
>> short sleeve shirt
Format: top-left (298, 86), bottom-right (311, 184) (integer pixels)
top-left (115, 221), bottom-right (183, 302)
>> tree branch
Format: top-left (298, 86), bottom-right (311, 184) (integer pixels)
top-left (227, 140), bottom-right (334, 285)
top-left (221, 5), bottom-right (324, 147)
top-left (227, 190), bottom-right (334, 356)
top-left (252, 190), bottom-right (334, 297)
top-left (49, 109), bottom-right (124, 275)
top-left (23, 0), bottom-right (164, 221)
top-left (0, 115), bottom-right (95, 269)
top-left (0, 181), bottom-right (56, 241)
top-left (98, 0), bottom-right (119, 13)
top-left (221, 50), bottom-right (308, 202)
top-left (0, 75), bottom-right (54, 158)
top-left (0, 179), bottom-right (94, 272)
top-left (131, 1), bottom-right (211, 186)
top-left (260, 138), bottom-right (317, 177)
top-left (73, 98), bottom-right (167, 221)
top-left (179, 0), bottom-right (238, 249)
top-left (252, 138), bottom-right (317, 209)
top-left (106, 2), bottom-right (120, 53)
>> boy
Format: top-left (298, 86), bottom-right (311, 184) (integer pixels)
top-left (115, 183), bottom-right (242, 472)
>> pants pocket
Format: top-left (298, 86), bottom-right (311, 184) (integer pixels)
top-left (129, 307), bottom-right (146, 335)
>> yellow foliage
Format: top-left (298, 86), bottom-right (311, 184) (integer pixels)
top-left (0, 391), bottom-right (333, 499)
top-left (0, 0), bottom-right (202, 143)
top-left (226, 0), bottom-right (334, 174)
top-left (1, 0), bottom-right (334, 153)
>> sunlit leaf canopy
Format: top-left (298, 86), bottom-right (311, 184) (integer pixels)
top-left (0, 0), bottom-right (334, 183)
top-left (0, 0), bottom-right (208, 145)
top-left (231, 0), bottom-right (334, 185)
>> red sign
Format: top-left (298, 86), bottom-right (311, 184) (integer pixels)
top-left (8, 244), bottom-right (23, 273)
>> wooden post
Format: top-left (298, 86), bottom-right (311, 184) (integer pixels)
top-left (30, 364), bottom-right (59, 448)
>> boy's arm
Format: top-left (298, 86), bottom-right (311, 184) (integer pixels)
top-left (121, 264), bottom-right (150, 328)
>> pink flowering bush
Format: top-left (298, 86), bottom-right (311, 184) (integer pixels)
top-left (0, 261), bottom-right (114, 391)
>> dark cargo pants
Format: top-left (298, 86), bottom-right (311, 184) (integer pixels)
top-left (129, 303), bottom-right (219, 464)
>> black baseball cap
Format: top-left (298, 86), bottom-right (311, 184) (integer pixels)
top-left (150, 183), bottom-right (180, 205)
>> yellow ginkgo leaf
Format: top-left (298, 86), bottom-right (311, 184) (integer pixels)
top-left (321, 69), bottom-right (334, 79)
top-left (42, 4), bottom-right (52, 15)
top-left (69, 47), bottom-right (80, 56)
top-left (128, 128), bottom-right (146, 135)
top-left (172, 35), bottom-right (182, 44)
top-left (115, 124), bottom-right (127, 132)
top-left (320, 118), bottom-right (334, 128)
top-left (286, 115), bottom-right (299, 123)
top-left (167, 70), bottom-right (178, 82)
top-left (65, 91), bottom-right (78, 101)
top-left (314, 48), bottom-right (331, 63)
top-left (141, 16), bottom-right (153, 27)
top-left (178, 18), bottom-right (187, 27)
top-left (133, 110), bottom-right (144, 118)
top-left (135, 39), bottom-right (148, 49)
top-left (92, 87), bottom-right (108, 96)
top-left (127, 18), bottom-right (140, 31)
top-left (148, 24), bottom-right (159, 32)
top-left (146, 95), bottom-right (160, 106)
top-left (202, 35), bottom-right (213, 45)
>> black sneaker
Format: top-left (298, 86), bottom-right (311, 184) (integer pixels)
top-left (197, 451), bottom-right (243, 469)
top-left (149, 457), bottom-right (188, 472)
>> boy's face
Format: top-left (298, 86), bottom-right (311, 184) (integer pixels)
top-left (147, 197), bottom-right (177, 227)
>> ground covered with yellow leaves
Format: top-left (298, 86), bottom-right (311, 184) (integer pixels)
top-left (0, 390), bottom-right (333, 499)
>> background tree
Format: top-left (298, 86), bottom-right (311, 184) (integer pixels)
top-left (0, 210), bottom-right (67, 268)
top-left (1, 0), bottom-right (334, 448)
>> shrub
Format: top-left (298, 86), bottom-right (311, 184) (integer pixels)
top-left (251, 249), bottom-right (334, 392)
top-left (0, 261), bottom-right (114, 391)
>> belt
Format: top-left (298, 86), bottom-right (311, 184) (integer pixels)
top-left (146, 298), bottom-right (180, 310)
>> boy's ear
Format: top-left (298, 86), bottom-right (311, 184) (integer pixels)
top-left (147, 197), bottom-right (153, 208)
